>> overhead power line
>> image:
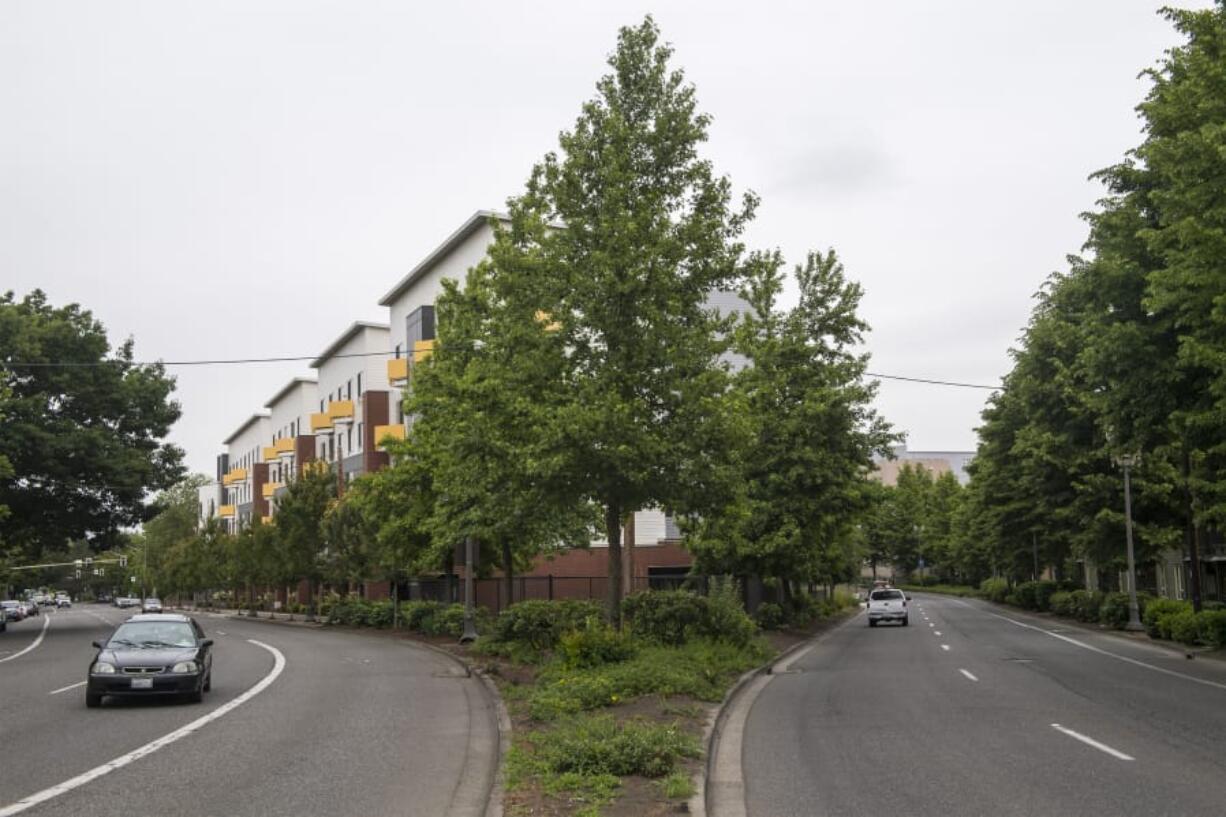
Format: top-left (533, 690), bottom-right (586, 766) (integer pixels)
top-left (5, 350), bottom-right (1002, 390)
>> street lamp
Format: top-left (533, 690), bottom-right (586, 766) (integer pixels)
top-left (1115, 453), bottom-right (1144, 632)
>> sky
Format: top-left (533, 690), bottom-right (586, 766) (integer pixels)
top-left (2, 0), bottom-right (1212, 478)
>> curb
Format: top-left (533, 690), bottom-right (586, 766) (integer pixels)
top-left (698, 609), bottom-right (861, 817)
top-left (400, 639), bottom-right (509, 817)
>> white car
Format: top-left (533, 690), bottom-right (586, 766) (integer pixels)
top-left (142, 598), bottom-right (163, 613)
top-left (55, 595), bottom-right (72, 608)
top-left (867, 588), bottom-right (909, 627)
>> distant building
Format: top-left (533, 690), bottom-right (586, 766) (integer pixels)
top-left (873, 445), bottom-right (973, 487)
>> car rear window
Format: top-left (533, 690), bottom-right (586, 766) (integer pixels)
top-left (871, 590), bottom-right (904, 601)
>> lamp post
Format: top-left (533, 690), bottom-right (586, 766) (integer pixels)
top-left (1117, 453), bottom-right (1144, 632)
top-left (460, 536), bottom-right (478, 643)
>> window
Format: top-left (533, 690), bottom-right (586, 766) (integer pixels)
top-left (357, 422), bottom-right (363, 451)
top-left (395, 343), bottom-right (401, 360)
top-left (347, 379), bottom-right (352, 401)
top-left (357, 372), bottom-right (363, 396)
top-left (347, 426), bottom-right (353, 452)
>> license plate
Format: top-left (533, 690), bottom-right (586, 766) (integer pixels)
top-left (130, 677), bottom-right (153, 689)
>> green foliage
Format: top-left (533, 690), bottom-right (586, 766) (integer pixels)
top-left (1196, 610), bottom-right (1226, 649)
top-left (1096, 592), bottom-right (1153, 629)
top-left (899, 583), bottom-right (980, 599)
top-left (1013, 580), bottom-right (1060, 611)
top-left (621, 589), bottom-right (757, 648)
top-left (0, 290), bottom-right (185, 559)
top-left (493, 600), bottom-right (606, 653)
top-left (979, 578), bottom-right (1010, 603)
top-left (1168, 609), bottom-right (1201, 645)
top-left (530, 715), bottom-right (701, 779)
top-left (659, 771), bottom-right (695, 800)
top-left (559, 619), bottom-right (637, 669)
top-left (1143, 598), bottom-right (1190, 638)
top-left (1049, 591), bottom-right (1075, 617)
top-left (1066, 590), bottom-right (1105, 623)
top-left (755, 602), bottom-right (785, 631)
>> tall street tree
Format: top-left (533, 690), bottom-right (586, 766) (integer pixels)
top-left (0, 290), bottom-right (185, 560)
top-left (494, 17), bottom-right (757, 622)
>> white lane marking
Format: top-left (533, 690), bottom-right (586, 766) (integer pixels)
top-left (928, 623), bottom-right (934, 627)
top-left (935, 631), bottom-right (942, 636)
top-left (0, 639), bottom-right (286, 817)
top-left (49, 681), bottom-right (87, 696)
top-left (959, 669), bottom-right (978, 682)
top-left (0, 615), bottom-right (50, 663)
top-left (991, 613), bottom-right (1226, 692)
top-left (216, 631), bottom-right (227, 636)
top-left (1051, 724), bottom-right (1134, 761)
top-left (940, 644), bottom-right (950, 651)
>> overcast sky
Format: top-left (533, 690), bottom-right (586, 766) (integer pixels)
top-left (2, 1), bottom-right (1210, 478)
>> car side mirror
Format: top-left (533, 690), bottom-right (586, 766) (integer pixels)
top-left (91, 640), bottom-right (103, 649)
top-left (201, 639), bottom-right (214, 648)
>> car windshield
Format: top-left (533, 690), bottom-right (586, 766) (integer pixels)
top-left (871, 590), bottom-right (904, 601)
top-left (106, 622), bottom-right (197, 649)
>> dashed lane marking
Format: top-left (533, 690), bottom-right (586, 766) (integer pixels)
top-left (49, 681), bottom-right (87, 696)
top-left (1051, 724), bottom-right (1134, 761)
top-left (940, 644), bottom-right (951, 651)
top-left (959, 669), bottom-right (978, 682)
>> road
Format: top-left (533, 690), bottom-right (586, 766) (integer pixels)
top-left (0, 605), bottom-right (498, 817)
top-left (733, 593), bottom-right (1226, 817)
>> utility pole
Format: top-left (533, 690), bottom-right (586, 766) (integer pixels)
top-left (1119, 454), bottom-right (1144, 631)
top-left (460, 536), bottom-right (478, 643)
top-left (1032, 532), bottom-right (1039, 582)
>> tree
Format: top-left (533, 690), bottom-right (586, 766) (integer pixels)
top-left (0, 290), bottom-right (184, 560)
top-left (685, 249), bottom-right (895, 597)
top-left (139, 475), bottom-right (209, 596)
top-left (491, 17), bottom-right (757, 623)
top-left (271, 465), bottom-right (337, 618)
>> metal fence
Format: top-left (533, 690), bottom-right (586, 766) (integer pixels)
top-left (403, 573), bottom-right (720, 615)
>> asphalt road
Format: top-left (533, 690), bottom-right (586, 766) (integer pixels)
top-left (0, 604), bottom-right (498, 817)
top-left (738, 593), bottom-right (1226, 817)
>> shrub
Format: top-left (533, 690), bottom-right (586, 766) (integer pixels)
top-left (1049, 591), bottom-right (1074, 617)
top-left (1196, 610), bottom-right (1226, 649)
top-left (980, 578), bottom-right (1010, 603)
top-left (1168, 609), bottom-right (1201, 645)
top-left (558, 618), bottom-right (637, 669)
top-left (494, 600), bottom-right (605, 651)
top-left (754, 602), bottom-right (785, 630)
top-left (1067, 590), bottom-right (1105, 623)
top-left (622, 589), bottom-right (757, 648)
top-left (1143, 598), bottom-right (1189, 638)
top-left (531, 715), bottom-right (702, 779)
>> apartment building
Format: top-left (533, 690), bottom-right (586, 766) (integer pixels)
top-left (308, 321), bottom-right (394, 483)
top-left (261, 376), bottom-right (319, 508)
top-left (219, 413), bottom-right (271, 531)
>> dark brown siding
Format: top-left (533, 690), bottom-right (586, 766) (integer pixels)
top-left (362, 390), bottom-right (390, 474)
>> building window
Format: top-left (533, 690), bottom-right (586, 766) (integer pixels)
top-left (357, 422), bottom-right (363, 451)
top-left (395, 343), bottom-right (401, 360)
top-left (357, 372), bottom-right (363, 396)
top-left (347, 379), bottom-right (352, 401)
top-left (347, 426), bottom-right (353, 452)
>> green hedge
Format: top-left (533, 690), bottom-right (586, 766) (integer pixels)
top-left (621, 588), bottom-right (756, 648)
top-left (492, 599), bottom-right (605, 652)
top-left (979, 578), bottom-right (1010, 603)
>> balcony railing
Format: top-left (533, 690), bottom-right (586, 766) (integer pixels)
top-left (262, 445), bottom-right (279, 462)
top-left (327, 400), bottom-right (355, 422)
top-left (262, 482), bottom-right (283, 499)
top-left (387, 358), bottom-right (409, 385)
top-left (413, 339), bottom-right (435, 363)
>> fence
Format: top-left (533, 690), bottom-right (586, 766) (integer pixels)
top-left (403, 573), bottom-right (719, 615)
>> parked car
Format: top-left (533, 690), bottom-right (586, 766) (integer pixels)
top-left (114, 597), bottom-right (138, 609)
top-left (56, 594), bottom-right (72, 608)
top-left (1, 600), bottom-right (25, 622)
top-left (141, 598), bottom-right (163, 614)
top-left (867, 588), bottom-right (909, 627)
top-left (86, 613), bottom-right (214, 707)
top-left (21, 600), bottom-right (40, 618)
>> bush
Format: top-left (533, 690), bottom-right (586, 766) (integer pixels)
top-left (559, 618), bottom-right (637, 669)
top-left (1013, 580), bottom-right (1059, 611)
top-left (980, 578), bottom-right (1010, 603)
top-left (494, 600), bottom-right (605, 652)
top-left (1196, 610), bottom-right (1226, 649)
top-left (622, 588), bottom-right (757, 648)
top-left (400, 600), bottom-right (446, 632)
top-left (530, 715), bottom-right (702, 779)
top-left (754, 602), bottom-right (785, 631)
top-left (1049, 591), bottom-right (1074, 617)
top-left (1143, 598), bottom-right (1189, 638)
top-left (1168, 609), bottom-right (1201, 645)
top-left (1067, 590), bottom-right (1104, 623)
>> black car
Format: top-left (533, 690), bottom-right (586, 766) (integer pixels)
top-left (86, 613), bottom-right (213, 707)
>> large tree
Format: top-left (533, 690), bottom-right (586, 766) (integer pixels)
top-left (0, 290), bottom-right (184, 560)
top-left (685, 249), bottom-right (895, 596)
top-left (491, 17), bottom-right (757, 622)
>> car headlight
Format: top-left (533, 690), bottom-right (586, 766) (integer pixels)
top-left (93, 662), bottom-right (117, 674)
top-left (171, 661), bottom-right (199, 674)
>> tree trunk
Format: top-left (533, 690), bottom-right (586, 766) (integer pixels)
top-left (502, 540), bottom-right (514, 611)
top-left (1183, 449), bottom-right (1204, 612)
top-left (606, 501), bottom-right (623, 627)
top-left (623, 513), bottom-right (636, 596)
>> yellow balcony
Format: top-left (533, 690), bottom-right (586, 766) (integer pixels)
top-left (275, 437), bottom-right (296, 456)
top-left (413, 339), bottom-right (435, 363)
top-left (387, 357), bottom-right (409, 384)
top-left (262, 482), bottom-right (283, 499)
top-left (310, 412), bottom-right (333, 433)
top-left (222, 468), bottom-right (248, 487)
top-left (374, 424), bottom-right (405, 447)
top-left (327, 400), bottom-right (355, 421)
top-left (219, 505), bottom-right (236, 518)
top-left (302, 460), bottom-right (329, 476)
top-left (262, 446), bottom-right (279, 462)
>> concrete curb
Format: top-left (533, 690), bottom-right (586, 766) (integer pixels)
top-left (699, 609), bottom-right (862, 817)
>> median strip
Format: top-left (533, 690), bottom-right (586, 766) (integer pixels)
top-left (1051, 724), bottom-right (1134, 761)
top-left (0, 639), bottom-right (286, 817)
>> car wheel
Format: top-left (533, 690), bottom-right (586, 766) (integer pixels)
top-left (203, 672), bottom-right (211, 693)
top-left (187, 688), bottom-right (204, 704)
top-left (85, 692), bottom-right (103, 708)
top-left (902, 616), bottom-right (909, 626)
top-left (868, 619), bottom-right (877, 627)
